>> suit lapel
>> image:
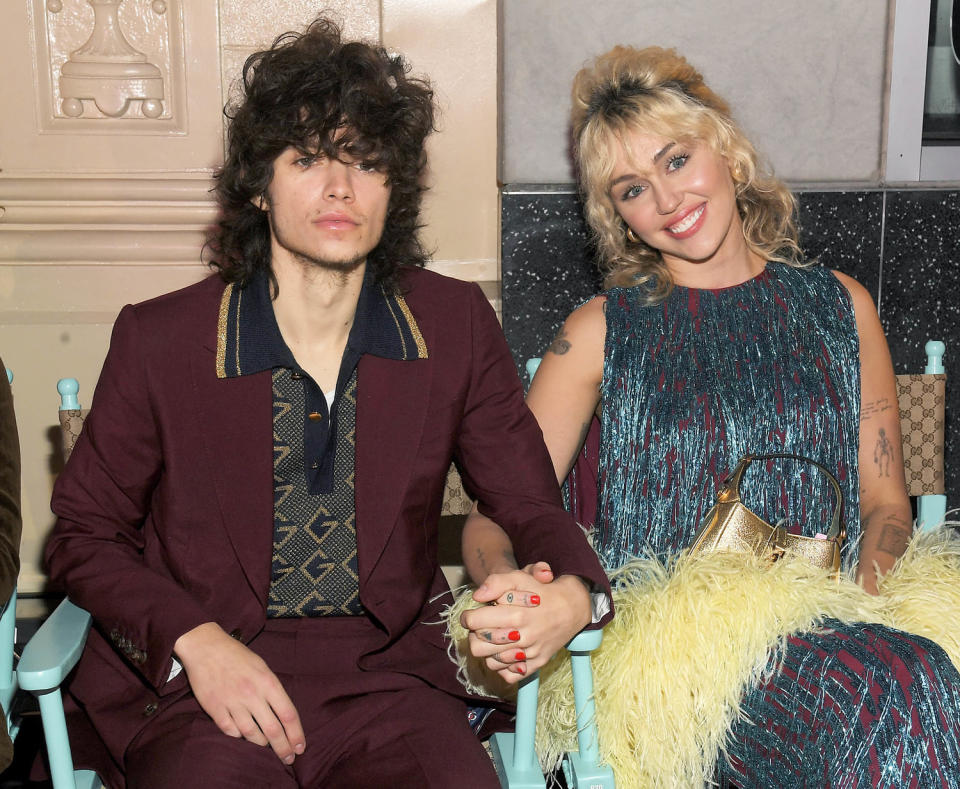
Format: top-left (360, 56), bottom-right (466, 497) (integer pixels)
top-left (191, 340), bottom-right (274, 602)
top-left (354, 352), bottom-right (433, 586)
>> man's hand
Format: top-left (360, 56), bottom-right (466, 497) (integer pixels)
top-left (173, 622), bottom-right (305, 764)
top-left (461, 569), bottom-right (592, 684)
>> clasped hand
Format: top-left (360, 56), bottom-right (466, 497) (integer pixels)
top-left (459, 563), bottom-right (592, 684)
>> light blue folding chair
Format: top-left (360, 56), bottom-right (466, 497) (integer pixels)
top-left (487, 357), bottom-right (614, 788)
top-left (900, 340), bottom-right (948, 529)
top-left (0, 588), bottom-right (20, 748)
top-left (17, 599), bottom-right (95, 789)
top-left (16, 377), bottom-right (98, 789)
top-left (489, 629), bottom-right (613, 789)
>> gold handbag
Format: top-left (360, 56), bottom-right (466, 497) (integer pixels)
top-left (689, 453), bottom-right (845, 574)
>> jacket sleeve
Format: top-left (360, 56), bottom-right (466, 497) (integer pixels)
top-left (453, 284), bottom-right (612, 614)
top-left (0, 358), bottom-right (20, 608)
top-left (46, 305), bottom-right (217, 692)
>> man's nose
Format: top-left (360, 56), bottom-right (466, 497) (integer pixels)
top-left (324, 160), bottom-right (354, 200)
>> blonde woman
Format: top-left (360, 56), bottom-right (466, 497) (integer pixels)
top-left (462, 46), bottom-right (960, 784)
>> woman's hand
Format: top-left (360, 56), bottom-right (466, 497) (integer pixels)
top-left (460, 569), bottom-right (591, 683)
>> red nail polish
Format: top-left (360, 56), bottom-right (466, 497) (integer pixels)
top-left (530, 595), bottom-right (541, 606)
top-left (515, 651), bottom-right (526, 661)
top-left (517, 665), bottom-right (526, 675)
top-left (508, 630), bottom-right (521, 642)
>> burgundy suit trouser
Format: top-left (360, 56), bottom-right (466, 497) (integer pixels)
top-left (124, 616), bottom-right (500, 788)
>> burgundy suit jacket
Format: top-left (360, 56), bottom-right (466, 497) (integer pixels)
top-left (46, 267), bottom-right (611, 776)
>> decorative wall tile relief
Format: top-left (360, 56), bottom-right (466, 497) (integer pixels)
top-left (32, 0), bottom-right (186, 131)
top-left (501, 190), bottom-right (600, 381)
top-left (880, 190), bottom-right (960, 504)
top-left (796, 191), bottom-right (884, 303)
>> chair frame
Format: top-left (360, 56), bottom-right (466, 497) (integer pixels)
top-left (0, 588), bottom-right (20, 745)
top-left (914, 340), bottom-right (947, 529)
top-left (15, 378), bottom-right (98, 789)
top-left (488, 629), bottom-right (613, 789)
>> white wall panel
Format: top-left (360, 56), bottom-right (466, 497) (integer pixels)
top-left (502, 0), bottom-right (890, 185)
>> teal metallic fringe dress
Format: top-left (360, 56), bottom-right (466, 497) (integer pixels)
top-left (586, 263), bottom-right (960, 786)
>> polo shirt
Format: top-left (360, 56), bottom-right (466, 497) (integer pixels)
top-left (215, 267), bottom-right (428, 494)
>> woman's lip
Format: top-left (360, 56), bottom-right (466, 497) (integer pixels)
top-left (664, 203), bottom-right (706, 239)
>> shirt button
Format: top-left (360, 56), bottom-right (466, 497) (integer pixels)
top-left (308, 412), bottom-right (323, 422)
top-left (290, 371), bottom-right (304, 380)
top-left (143, 702), bottom-right (158, 717)
top-left (310, 461), bottom-right (320, 469)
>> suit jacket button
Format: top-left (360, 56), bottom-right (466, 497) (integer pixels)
top-left (229, 629), bottom-right (243, 640)
top-left (143, 702), bottom-right (158, 717)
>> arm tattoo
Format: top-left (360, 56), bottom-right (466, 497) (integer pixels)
top-left (861, 398), bottom-right (893, 422)
top-left (877, 518), bottom-right (911, 557)
top-left (548, 327), bottom-right (572, 356)
top-left (477, 548), bottom-right (517, 575)
top-left (872, 427), bottom-right (894, 477)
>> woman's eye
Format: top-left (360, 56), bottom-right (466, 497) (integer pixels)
top-left (622, 183), bottom-right (645, 200)
top-left (666, 153), bottom-right (689, 172)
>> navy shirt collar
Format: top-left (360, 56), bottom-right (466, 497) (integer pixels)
top-left (216, 266), bottom-right (428, 379)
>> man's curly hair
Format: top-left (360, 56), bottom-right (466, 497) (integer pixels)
top-left (207, 17), bottom-right (435, 292)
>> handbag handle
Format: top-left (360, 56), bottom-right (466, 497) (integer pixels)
top-left (723, 453), bottom-right (845, 543)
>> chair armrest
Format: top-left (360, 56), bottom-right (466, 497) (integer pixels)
top-left (566, 630), bottom-right (603, 652)
top-left (18, 599), bottom-right (92, 692)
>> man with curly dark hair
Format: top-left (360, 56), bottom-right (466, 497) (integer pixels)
top-left (208, 17), bottom-right (433, 294)
top-left (46, 17), bottom-right (609, 788)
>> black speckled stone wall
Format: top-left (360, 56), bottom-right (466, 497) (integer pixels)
top-left (501, 187), bottom-right (960, 506)
top-left (795, 192), bottom-right (884, 303)
top-left (501, 191), bottom-right (600, 381)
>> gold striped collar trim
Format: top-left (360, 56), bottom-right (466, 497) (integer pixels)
top-left (393, 292), bottom-right (428, 359)
top-left (216, 283), bottom-right (232, 379)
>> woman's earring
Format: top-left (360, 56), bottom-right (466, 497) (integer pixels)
top-left (626, 227), bottom-right (640, 244)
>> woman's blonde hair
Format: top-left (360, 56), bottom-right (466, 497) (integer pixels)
top-left (571, 46), bottom-right (802, 298)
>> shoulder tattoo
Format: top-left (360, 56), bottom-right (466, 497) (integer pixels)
top-left (548, 327), bottom-right (572, 356)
